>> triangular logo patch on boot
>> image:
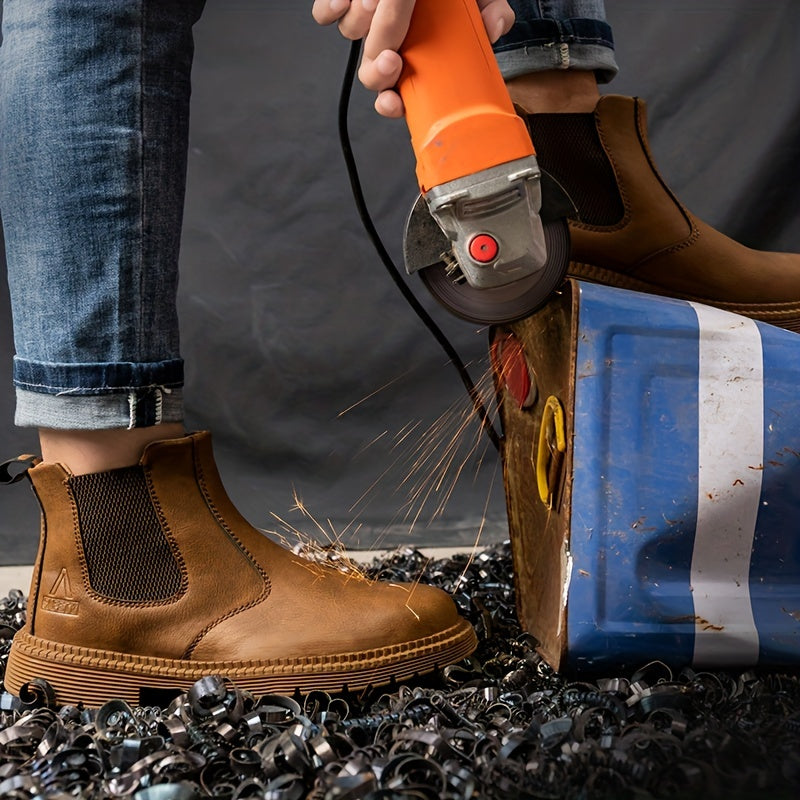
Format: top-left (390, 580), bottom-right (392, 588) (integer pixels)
top-left (41, 568), bottom-right (80, 616)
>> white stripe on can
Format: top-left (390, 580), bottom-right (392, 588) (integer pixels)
top-left (689, 303), bottom-right (762, 667)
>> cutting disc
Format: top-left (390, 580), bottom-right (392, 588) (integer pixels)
top-left (418, 217), bottom-right (571, 324)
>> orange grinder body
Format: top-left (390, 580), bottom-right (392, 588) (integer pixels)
top-left (398, 0), bottom-right (534, 193)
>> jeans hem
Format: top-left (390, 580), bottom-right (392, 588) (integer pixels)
top-left (496, 42), bottom-right (618, 83)
top-left (495, 16), bottom-right (615, 51)
top-left (12, 356), bottom-right (184, 395)
top-left (15, 387), bottom-right (185, 430)
top-left (494, 14), bottom-right (617, 83)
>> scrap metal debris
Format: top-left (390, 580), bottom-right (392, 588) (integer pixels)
top-left (0, 543), bottom-right (798, 799)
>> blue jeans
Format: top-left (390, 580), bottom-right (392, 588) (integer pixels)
top-left (0, 0), bottom-right (204, 429)
top-left (1, 0), bottom-right (614, 430)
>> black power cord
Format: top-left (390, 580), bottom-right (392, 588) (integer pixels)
top-left (337, 40), bottom-right (501, 453)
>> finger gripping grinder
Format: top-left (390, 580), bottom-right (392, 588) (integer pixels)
top-left (399, 0), bottom-right (570, 324)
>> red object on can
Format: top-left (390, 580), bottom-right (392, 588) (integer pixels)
top-left (491, 331), bottom-right (536, 408)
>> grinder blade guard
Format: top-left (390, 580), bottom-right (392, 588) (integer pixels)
top-left (398, 0), bottom-right (571, 324)
top-left (404, 187), bottom-right (571, 325)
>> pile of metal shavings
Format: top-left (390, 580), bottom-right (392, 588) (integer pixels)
top-left (1, 543), bottom-right (799, 800)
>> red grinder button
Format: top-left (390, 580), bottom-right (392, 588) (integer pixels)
top-left (468, 233), bottom-right (499, 263)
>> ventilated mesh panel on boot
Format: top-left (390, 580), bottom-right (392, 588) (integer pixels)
top-left (69, 467), bottom-right (183, 602)
top-left (527, 113), bottom-right (625, 227)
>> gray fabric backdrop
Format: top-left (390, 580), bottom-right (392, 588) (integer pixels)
top-left (2, 0), bottom-right (799, 564)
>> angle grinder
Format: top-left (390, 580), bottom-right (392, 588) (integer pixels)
top-left (399, 0), bottom-right (571, 325)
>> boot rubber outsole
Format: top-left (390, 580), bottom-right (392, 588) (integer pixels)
top-left (5, 619), bottom-right (477, 707)
top-left (570, 261), bottom-right (800, 333)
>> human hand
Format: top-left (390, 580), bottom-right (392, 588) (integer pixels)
top-left (311, 0), bottom-right (515, 117)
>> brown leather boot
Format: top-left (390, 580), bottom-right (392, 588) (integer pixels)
top-left (5, 432), bottom-right (476, 706)
top-left (526, 95), bottom-right (800, 331)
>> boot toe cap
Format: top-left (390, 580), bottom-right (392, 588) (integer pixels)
top-left (189, 563), bottom-right (469, 667)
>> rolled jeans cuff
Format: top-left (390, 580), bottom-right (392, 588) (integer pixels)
top-left (494, 18), bottom-right (618, 83)
top-left (13, 357), bottom-right (184, 429)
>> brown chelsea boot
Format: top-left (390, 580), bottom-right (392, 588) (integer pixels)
top-left (4, 432), bottom-right (476, 706)
top-left (526, 95), bottom-right (800, 331)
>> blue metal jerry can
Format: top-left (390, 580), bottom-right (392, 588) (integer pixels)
top-left (492, 279), bottom-right (800, 673)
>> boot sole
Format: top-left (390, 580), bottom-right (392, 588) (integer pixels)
top-left (569, 261), bottom-right (800, 333)
top-left (5, 619), bottom-right (477, 707)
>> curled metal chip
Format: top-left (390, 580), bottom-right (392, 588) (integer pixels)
top-left (0, 542), bottom-right (797, 798)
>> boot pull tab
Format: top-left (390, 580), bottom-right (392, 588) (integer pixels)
top-left (0, 454), bottom-right (41, 485)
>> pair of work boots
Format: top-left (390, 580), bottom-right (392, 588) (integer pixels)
top-left (6, 96), bottom-right (800, 706)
